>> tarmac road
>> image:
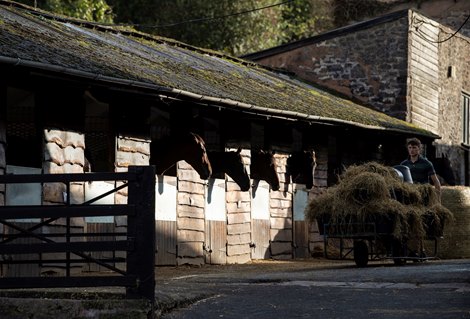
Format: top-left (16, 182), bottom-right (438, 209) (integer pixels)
top-left (157, 259), bottom-right (470, 319)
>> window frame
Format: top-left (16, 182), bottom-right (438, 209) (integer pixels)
top-left (463, 92), bottom-right (470, 147)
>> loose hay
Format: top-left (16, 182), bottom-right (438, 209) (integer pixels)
top-left (336, 172), bottom-right (389, 206)
top-left (391, 182), bottom-right (421, 205)
top-left (305, 161), bottom-right (454, 241)
top-left (339, 162), bottom-right (399, 182)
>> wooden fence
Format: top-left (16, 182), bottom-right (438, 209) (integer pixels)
top-left (0, 166), bottom-right (156, 303)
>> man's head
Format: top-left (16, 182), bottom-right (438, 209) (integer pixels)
top-left (406, 137), bottom-right (422, 157)
top-left (406, 137), bottom-right (422, 148)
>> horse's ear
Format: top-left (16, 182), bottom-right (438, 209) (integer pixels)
top-left (237, 147), bottom-right (242, 154)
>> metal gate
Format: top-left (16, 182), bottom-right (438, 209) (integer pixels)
top-left (0, 166), bottom-right (156, 303)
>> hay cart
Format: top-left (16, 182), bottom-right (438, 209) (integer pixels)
top-left (317, 165), bottom-right (442, 267)
top-left (318, 217), bottom-right (440, 267)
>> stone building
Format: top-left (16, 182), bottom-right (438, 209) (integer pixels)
top-left (244, 9), bottom-right (470, 186)
top-left (0, 2), bottom-right (437, 271)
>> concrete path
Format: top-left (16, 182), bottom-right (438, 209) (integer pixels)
top-left (0, 258), bottom-right (469, 318)
top-left (157, 258), bottom-right (470, 318)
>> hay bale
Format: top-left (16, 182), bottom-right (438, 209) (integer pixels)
top-left (305, 161), bottom-right (453, 242)
top-left (340, 162), bottom-right (399, 182)
top-left (426, 186), bottom-right (470, 258)
top-left (391, 182), bottom-right (422, 205)
top-left (336, 172), bottom-right (389, 206)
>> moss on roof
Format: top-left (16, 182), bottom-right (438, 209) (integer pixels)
top-left (0, 1), bottom-right (436, 138)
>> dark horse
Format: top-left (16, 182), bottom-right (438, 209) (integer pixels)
top-left (251, 150), bottom-right (280, 191)
top-left (432, 154), bottom-right (456, 186)
top-left (150, 132), bottom-right (212, 179)
top-left (287, 150), bottom-right (316, 189)
top-left (208, 148), bottom-right (250, 191)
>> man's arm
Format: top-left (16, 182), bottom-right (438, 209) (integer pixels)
top-left (430, 174), bottom-right (441, 200)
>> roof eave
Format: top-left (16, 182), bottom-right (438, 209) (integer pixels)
top-left (0, 55), bottom-right (438, 139)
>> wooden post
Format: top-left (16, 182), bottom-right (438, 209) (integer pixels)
top-left (126, 166), bottom-right (156, 305)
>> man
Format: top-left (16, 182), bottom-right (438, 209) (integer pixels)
top-left (401, 137), bottom-right (441, 198)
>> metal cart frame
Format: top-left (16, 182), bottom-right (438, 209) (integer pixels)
top-left (322, 222), bottom-right (439, 267)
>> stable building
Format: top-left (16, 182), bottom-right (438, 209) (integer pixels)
top-left (0, 1), bottom-right (437, 273)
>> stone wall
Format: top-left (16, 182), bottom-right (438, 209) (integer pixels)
top-left (255, 13), bottom-right (410, 120)
top-left (384, 0), bottom-right (470, 38)
top-left (270, 154), bottom-right (293, 259)
top-left (226, 149), bottom-right (252, 264)
top-left (114, 135), bottom-right (151, 207)
top-left (43, 129), bottom-right (86, 207)
top-left (176, 161), bottom-right (206, 266)
top-left (114, 136), bottom-right (151, 270)
top-left (440, 9), bottom-right (470, 38)
top-left (435, 23), bottom-right (470, 185)
top-left (42, 129), bottom-right (86, 274)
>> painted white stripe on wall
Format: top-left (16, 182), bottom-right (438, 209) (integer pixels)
top-left (155, 175), bottom-right (177, 221)
top-left (6, 165), bottom-right (41, 222)
top-left (85, 181), bottom-right (115, 223)
top-left (293, 187), bottom-right (308, 221)
top-left (205, 178), bottom-right (226, 221)
top-left (251, 180), bottom-right (270, 220)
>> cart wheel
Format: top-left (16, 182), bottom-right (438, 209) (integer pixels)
top-left (354, 241), bottom-right (369, 267)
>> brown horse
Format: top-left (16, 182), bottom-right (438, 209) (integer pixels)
top-left (251, 150), bottom-right (280, 191)
top-left (150, 132), bottom-right (212, 179)
top-left (208, 148), bottom-right (250, 191)
top-left (287, 150), bottom-right (316, 189)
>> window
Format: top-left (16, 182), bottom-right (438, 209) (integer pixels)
top-left (463, 93), bottom-right (470, 146)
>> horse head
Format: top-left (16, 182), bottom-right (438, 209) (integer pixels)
top-left (251, 150), bottom-right (280, 191)
top-left (433, 154), bottom-right (456, 186)
top-left (151, 132), bottom-right (212, 179)
top-left (287, 150), bottom-right (316, 189)
top-left (208, 147), bottom-right (250, 191)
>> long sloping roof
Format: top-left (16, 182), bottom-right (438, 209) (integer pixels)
top-left (0, 1), bottom-right (436, 138)
top-left (242, 10), bottom-right (409, 61)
